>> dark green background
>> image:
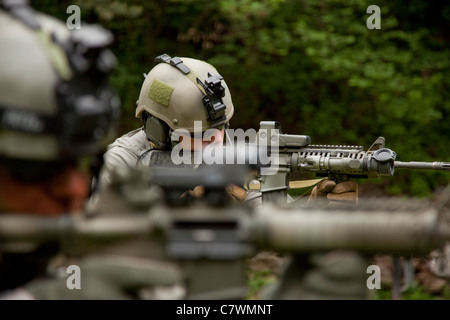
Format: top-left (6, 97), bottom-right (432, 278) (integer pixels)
top-left (35, 0), bottom-right (450, 197)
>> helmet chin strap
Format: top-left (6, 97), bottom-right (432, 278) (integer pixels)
top-left (224, 123), bottom-right (233, 146)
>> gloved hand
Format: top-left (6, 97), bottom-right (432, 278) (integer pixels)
top-left (182, 184), bottom-right (247, 202)
top-left (307, 179), bottom-right (358, 206)
top-left (181, 185), bottom-right (205, 198)
top-left (225, 184), bottom-right (247, 202)
top-left (21, 254), bottom-right (183, 300)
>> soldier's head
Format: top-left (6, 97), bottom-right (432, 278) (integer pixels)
top-left (135, 54), bottom-right (234, 151)
top-left (0, 2), bottom-right (120, 215)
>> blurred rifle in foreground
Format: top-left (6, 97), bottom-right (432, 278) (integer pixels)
top-left (0, 164), bottom-right (449, 299)
top-left (0, 174), bottom-right (449, 255)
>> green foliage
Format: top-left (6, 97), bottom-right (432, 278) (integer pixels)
top-left (375, 282), bottom-right (449, 300)
top-left (246, 268), bottom-right (277, 300)
top-left (34, 0), bottom-right (450, 197)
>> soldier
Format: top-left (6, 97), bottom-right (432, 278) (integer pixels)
top-left (91, 54), bottom-right (359, 206)
top-left (90, 54), bottom-right (248, 209)
top-left (0, 1), bottom-right (179, 299)
top-left (89, 51), bottom-right (367, 299)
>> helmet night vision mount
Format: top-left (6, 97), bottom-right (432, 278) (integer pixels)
top-left (0, 0), bottom-right (120, 160)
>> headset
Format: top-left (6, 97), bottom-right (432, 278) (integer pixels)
top-left (0, 0), bottom-right (120, 182)
top-left (0, 0), bottom-right (120, 158)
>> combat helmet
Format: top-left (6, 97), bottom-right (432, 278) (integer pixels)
top-left (135, 54), bottom-right (234, 150)
top-left (0, 1), bottom-right (120, 171)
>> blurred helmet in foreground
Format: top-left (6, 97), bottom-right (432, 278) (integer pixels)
top-left (0, 1), bottom-right (120, 166)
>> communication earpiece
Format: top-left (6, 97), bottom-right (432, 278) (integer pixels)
top-left (143, 112), bottom-right (171, 150)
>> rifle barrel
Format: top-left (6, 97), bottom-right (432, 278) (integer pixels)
top-left (255, 203), bottom-right (450, 254)
top-left (0, 214), bottom-right (150, 242)
top-left (394, 161), bottom-right (450, 171)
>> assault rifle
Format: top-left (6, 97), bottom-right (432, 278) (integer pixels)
top-left (248, 121), bottom-right (450, 204)
top-left (1, 164), bottom-right (449, 299)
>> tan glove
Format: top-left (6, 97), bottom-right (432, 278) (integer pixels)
top-left (182, 184), bottom-right (247, 202)
top-left (181, 185), bottom-right (205, 198)
top-left (307, 179), bottom-right (358, 206)
top-left (225, 184), bottom-right (247, 202)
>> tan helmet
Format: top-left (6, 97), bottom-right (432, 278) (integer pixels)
top-left (135, 54), bottom-right (234, 149)
top-left (0, 2), bottom-right (120, 163)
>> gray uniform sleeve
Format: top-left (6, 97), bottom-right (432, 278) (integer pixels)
top-left (93, 127), bottom-right (149, 194)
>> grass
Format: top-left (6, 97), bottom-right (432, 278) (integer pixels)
top-left (246, 269), bottom-right (450, 300)
top-left (246, 268), bottom-right (278, 300)
top-left (375, 282), bottom-right (450, 300)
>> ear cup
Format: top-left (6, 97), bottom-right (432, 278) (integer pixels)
top-left (145, 115), bottom-right (171, 150)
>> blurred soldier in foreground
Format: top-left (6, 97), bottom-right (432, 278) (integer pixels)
top-left (0, 1), bottom-right (363, 299)
top-left (1, 2), bottom-right (446, 301)
top-left (0, 0), bottom-right (177, 299)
